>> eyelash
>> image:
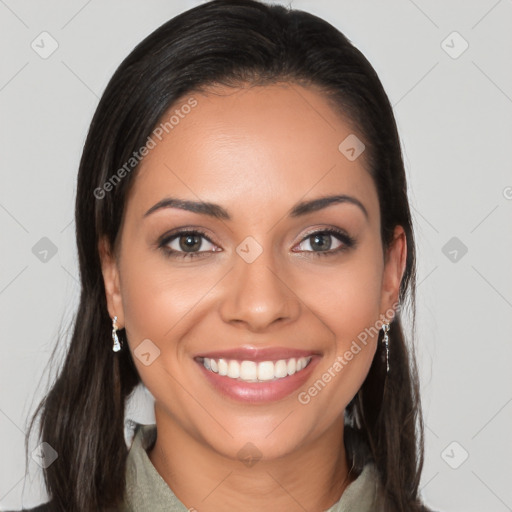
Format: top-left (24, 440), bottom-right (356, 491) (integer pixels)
top-left (158, 227), bottom-right (356, 260)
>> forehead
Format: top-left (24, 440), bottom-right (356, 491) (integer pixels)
top-left (127, 82), bottom-right (378, 222)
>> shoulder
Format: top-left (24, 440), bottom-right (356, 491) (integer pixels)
top-left (4, 503), bottom-right (123, 512)
top-left (4, 504), bottom-right (53, 512)
top-left (419, 505), bottom-right (441, 512)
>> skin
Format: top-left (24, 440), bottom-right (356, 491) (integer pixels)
top-left (100, 82), bottom-right (406, 511)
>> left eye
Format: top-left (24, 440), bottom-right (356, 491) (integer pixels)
top-left (295, 230), bottom-right (352, 253)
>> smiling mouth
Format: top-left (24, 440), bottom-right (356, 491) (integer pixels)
top-left (198, 356), bottom-right (313, 383)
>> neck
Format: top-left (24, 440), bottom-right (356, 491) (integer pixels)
top-left (148, 404), bottom-right (355, 512)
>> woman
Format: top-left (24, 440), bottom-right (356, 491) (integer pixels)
top-left (18, 0), bottom-right (435, 510)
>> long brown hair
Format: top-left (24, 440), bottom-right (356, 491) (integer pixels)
top-left (28, 1), bottom-right (430, 510)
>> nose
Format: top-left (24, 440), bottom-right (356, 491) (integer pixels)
top-left (218, 243), bottom-right (301, 332)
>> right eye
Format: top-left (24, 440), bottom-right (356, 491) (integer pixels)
top-left (159, 229), bottom-right (221, 259)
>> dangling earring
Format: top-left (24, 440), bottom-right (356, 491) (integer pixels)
top-left (112, 316), bottom-right (122, 352)
top-left (382, 322), bottom-right (390, 373)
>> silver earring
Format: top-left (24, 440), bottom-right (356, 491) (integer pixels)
top-left (112, 316), bottom-right (122, 352)
top-left (382, 322), bottom-right (390, 373)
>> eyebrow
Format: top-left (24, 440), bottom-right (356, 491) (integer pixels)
top-left (143, 194), bottom-right (368, 220)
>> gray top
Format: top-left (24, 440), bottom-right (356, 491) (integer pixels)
top-left (121, 424), bottom-right (384, 511)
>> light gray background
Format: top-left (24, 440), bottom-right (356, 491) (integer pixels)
top-left (1, 0), bottom-right (511, 510)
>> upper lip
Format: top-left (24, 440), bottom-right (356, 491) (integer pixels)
top-left (195, 346), bottom-right (320, 362)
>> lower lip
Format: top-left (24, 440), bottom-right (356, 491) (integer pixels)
top-left (197, 357), bottom-right (320, 403)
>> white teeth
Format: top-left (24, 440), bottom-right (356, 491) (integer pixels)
top-left (218, 358), bottom-right (228, 376)
top-left (227, 360), bottom-right (240, 378)
top-left (201, 356), bottom-right (312, 382)
top-left (258, 361), bottom-right (275, 381)
top-left (275, 360), bottom-right (288, 378)
top-left (240, 360), bottom-right (257, 380)
top-left (287, 358), bottom-right (296, 375)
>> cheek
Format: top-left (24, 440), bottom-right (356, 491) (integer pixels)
top-left (120, 247), bottom-right (217, 342)
top-left (118, 248), bottom-right (228, 397)
top-left (298, 246), bottom-right (383, 402)
top-left (301, 248), bottom-right (384, 344)
top-left (119, 257), bottom-right (213, 410)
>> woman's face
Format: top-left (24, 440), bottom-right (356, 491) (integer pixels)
top-left (101, 82), bottom-right (406, 461)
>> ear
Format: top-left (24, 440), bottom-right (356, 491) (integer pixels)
top-left (380, 225), bottom-right (407, 322)
top-left (98, 236), bottom-right (125, 327)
